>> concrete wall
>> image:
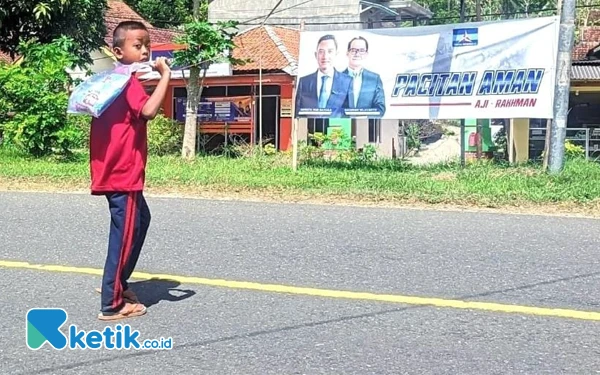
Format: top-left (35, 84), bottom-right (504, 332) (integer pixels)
top-left (67, 49), bottom-right (115, 81)
top-left (209, 0), bottom-right (363, 31)
top-left (354, 119), bottom-right (400, 158)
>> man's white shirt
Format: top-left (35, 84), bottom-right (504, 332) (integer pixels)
top-left (347, 67), bottom-right (363, 108)
top-left (316, 70), bottom-right (333, 101)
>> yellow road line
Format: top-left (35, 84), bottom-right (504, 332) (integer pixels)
top-left (1, 259), bottom-right (599, 322)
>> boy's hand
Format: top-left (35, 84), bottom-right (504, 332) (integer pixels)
top-left (154, 57), bottom-right (171, 76)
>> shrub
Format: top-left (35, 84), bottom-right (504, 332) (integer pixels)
top-left (67, 114), bottom-right (91, 149)
top-left (147, 114), bottom-right (183, 156)
top-left (565, 140), bottom-right (585, 159)
top-left (0, 37), bottom-right (84, 157)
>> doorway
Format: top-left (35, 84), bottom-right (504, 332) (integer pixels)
top-left (254, 96), bottom-right (279, 149)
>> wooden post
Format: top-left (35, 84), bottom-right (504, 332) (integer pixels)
top-left (292, 119), bottom-right (298, 171)
top-left (290, 20), bottom-right (306, 172)
top-left (543, 119), bottom-right (552, 170)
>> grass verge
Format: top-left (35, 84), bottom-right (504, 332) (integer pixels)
top-left (1, 147), bottom-right (599, 216)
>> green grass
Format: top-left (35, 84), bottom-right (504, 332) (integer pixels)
top-left (1, 146), bottom-right (600, 210)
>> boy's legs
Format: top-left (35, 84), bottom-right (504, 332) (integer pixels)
top-left (100, 191), bottom-right (146, 317)
top-left (121, 192), bottom-right (151, 292)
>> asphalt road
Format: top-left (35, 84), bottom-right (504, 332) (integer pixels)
top-left (1, 191), bottom-right (600, 374)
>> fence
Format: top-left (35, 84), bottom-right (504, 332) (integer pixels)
top-left (529, 127), bottom-right (600, 161)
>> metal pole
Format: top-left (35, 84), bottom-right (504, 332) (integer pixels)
top-left (460, 121), bottom-right (466, 166)
top-left (586, 128), bottom-right (590, 160)
top-left (475, 0), bottom-right (482, 161)
top-left (459, 0), bottom-right (466, 166)
top-left (259, 53), bottom-right (263, 148)
top-left (548, 0), bottom-right (575, 173)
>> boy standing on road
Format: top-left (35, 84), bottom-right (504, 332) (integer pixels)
top-left (90, 21), bottom-right (171, 321)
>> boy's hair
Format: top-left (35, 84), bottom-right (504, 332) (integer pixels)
top-left (112, 21), bottom-right (148, 48)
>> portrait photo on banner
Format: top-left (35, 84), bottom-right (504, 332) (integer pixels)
top-left (294, 31), bottom-right (389, 119)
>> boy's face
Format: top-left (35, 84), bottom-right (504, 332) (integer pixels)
top-left (113, 29), bottom-right (151, 64)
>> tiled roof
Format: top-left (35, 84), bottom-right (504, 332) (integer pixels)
top-left (0, 52), bottom-right (16, 64)
top-left (572, 27), bottom-right (600, 60)
top-left (571, 60), bottom-right (600, 81)
top-left (104, 0), bottom-right (181, 47)
top-left (232, 25), bottom-right (299, 74)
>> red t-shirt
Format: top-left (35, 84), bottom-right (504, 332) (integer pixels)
top-left (89, 76), bottom-right (150, 195)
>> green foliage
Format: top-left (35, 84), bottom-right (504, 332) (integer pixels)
top-left (173, 20), bottom-right (248, 69)
top-left (0, 0), bottom-right (107, 66)
top-left (0, 37), bottom-right (84, 157)
top-left (565, 140), bottom-right (585, 159)
top-left (406, 123), bottom-right (421, 152)
top-left (419, 0), bottom-right (555, 24)
top-left (124, 0), bottom-right (206, 28)
top-left (66, 114), bottom-right (91, 149)
top-left (148, 114), bottom-right (183, 156)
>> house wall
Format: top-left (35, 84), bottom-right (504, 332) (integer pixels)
top-left (209, 0), bottom-right (363, 31)
top-left (67, 49), bottom-right (115, 81)
top-left (141, 73), bottom-right (295, 151)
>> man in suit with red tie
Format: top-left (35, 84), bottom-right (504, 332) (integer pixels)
top-left (343, 36), bottom-right (386, 117)
top-left (294, 34), bottom-right (352, 118)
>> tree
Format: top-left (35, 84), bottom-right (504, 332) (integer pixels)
top-left (124, 0), bottom-right (208, 28)
top-left (0, 37), bottom-right (84, 157)
top-left (0, 0), bottom-right (107, 66)
top-left (173, 17), bottom-right (245, 159)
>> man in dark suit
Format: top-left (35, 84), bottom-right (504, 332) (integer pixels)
top-left (294, 34), bottom-right (352, 118)
top-left (343, 36), bottom-right (386, 117)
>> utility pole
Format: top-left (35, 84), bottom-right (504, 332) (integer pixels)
top-left (475, 0), bottom-right (482, 160)
top-left (459, 0), bottom-right (466, 166)
top-left (548, 0), bottom-right (575, 173)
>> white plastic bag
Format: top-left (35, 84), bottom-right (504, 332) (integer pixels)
top-left (67, 62), bottom-right (149, 118)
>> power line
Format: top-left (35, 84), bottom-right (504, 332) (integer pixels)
top-left (105, 3), bottom-right (600, 28)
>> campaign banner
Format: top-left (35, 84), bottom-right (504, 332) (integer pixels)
top-left (174, 96), bottom-right (252, 122)
top-left (294, 16), bottom-right (559, 120)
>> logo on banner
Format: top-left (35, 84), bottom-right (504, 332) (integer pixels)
top-left (452, 28), bottom-right (478, 47)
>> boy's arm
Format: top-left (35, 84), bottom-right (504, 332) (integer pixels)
top-left (141, 57), bottom-right (171, 120)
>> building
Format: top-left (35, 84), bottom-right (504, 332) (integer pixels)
top-left (137, 25), bottom-right (299, 152)
top-left (209, 0), bottom-right (433, 32)
top-left (206, 0), bottom-right (434, 157)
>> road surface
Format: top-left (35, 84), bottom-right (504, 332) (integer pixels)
top-left (1, 191), bottom-right (599, 374)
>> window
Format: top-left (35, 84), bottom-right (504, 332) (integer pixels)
top-left (227, 86), bottom-right (252, 96)
top-left (307, 118), bottom-right (329, 144)
top-left (172, 86), bottom-right (227, 97)
top-left (253, 85), bottom-right (280, 95)
top-left (368, 119), bottom-right (380, 143)
top-left (144, 85), bottom-right (156, 95)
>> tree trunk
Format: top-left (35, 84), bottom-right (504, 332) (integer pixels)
top-left (181, 65), bottom-right (208, 159)
top-left (182, 65), bottom-right (200, 159)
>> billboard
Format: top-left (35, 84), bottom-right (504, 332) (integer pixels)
top-left (294, 16), bottom-right (560, 120)
top-left (174, 96), bottom-right (252, 123)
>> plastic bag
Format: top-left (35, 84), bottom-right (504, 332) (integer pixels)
top-left (67, 62), bottom-right (154, 118)
top-left (67, 68), bottom-right (132, 118)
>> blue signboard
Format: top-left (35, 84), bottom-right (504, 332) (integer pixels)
top-left (150, 50), bottom-right (184, 69)
top-left (174, 96), bottom-right (252, 122)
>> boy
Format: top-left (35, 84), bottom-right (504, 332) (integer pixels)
top-left (90, 21), bottom-right (171, 321)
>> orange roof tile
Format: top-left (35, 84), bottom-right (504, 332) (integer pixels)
top-left (104, 0), bottom-right (181, 48)
top-left (0, 52), bottom-right (15, 64)
top-left (232, 25), bottom-right (299, 74)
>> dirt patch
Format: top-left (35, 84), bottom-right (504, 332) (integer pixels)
top-left (1, 179), bottom-right (599, 220)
